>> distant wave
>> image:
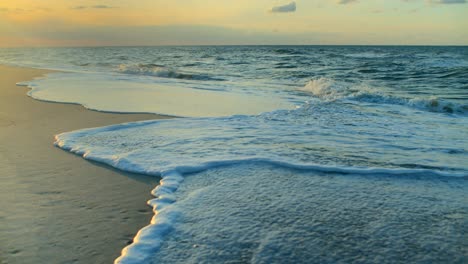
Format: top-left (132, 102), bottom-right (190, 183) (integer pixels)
top-left (343, 52), bottom-right (390, 59)
top-left (274, 48), bottom-right (305, 55)
top-left (425, 58), bottom-right (468, 69)
top-left (117, 64), bottom-right (223, 81)
top-left (228, 61), bottom-right (249, 65)
top-left (274, 62), bottom-right (298, 69)
top-left (301, 78), bottom-right (468, 114)
top-left (436, 67), bottom-right (468, 79)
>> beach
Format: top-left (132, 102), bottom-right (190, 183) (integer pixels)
top-left (0, 65), bottom-right (170, 263)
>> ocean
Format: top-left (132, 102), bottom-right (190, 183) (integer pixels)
top-left (1, 46), bottom-right (467, 263)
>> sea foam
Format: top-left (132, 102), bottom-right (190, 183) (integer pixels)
top-left (53, 111), bottom-right (467, 263)
top-left (53, 102), bottom-right (468, 262)
top-left (54, 102), bottom-right (468, 179)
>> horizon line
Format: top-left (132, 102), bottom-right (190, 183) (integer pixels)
top-left (1, 44), bottom-right (468, 49)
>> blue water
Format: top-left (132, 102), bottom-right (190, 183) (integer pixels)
top-left (2, 46), bottom-right (467, 263)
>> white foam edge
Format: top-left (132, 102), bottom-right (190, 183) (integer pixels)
top-left (54, 119), bottom-right (467, 179)
top-left (115, 170), bottom-right (183, 264)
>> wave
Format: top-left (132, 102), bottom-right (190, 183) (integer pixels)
top-left (53, 121), bottom-right (467, 264)
top-left (274, 48), bottom-right (305, 55)
top-left (436, 67), bottom-right (468, 79)
top-left (343, 52), bottom-right (390, 59)
top-left (54, 119), bottom-right (467, 180)
top-left (117, 64), bottom-right (223, 81)
top-left (274, 62), bottom-right (298, 69)
top-left (425, 58), bottom-right (468, 69)
top-left (228, 61), bottom-right (249, 65)
top-left (55, 133), bottom-right (468, 180)
top-left (55, 129), bottom-right (467, 264)
top-left (113, 159), bottom-right (466, 263)
top-left (300, 78), bottom-right (468, 115)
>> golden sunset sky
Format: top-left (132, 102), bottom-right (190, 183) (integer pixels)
top-left (0, 0), bottom-right (467, 46)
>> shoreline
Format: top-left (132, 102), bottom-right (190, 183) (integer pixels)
top-left (0, 65), bottom-right (170, 263)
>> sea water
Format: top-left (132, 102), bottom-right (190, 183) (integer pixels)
top-left (1, 46), bottom-right (467, 263)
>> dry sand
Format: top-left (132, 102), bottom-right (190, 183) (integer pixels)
top-left (0, 65), bottom-right (171, 263)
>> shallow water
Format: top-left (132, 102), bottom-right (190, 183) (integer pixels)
top-left (153, 164), bottom-right (467, 264)
top-left (2, 46), bottom-right (467, 263)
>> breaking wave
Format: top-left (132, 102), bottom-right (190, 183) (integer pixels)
top-left (343, 52), bottom-right (390, 59)
top-left (274, 48), bottom-right (305, 55)
top-left (301, 78), bottom-right (468, 114)
top-left (117, 64), bottom-right (223, 81)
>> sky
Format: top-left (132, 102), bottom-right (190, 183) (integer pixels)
top-left (0, 0), bottom-right (467, 46)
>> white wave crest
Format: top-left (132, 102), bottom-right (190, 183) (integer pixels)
top-left (301, 78), bottom-right (468, 115)
top-left (344, 52), bottom-right (390, 59)
top-left (300, 77), bottom-right (349, 100)
top-left (118, 64), bottom-right (194, 79)
top-left (117, 63), bottom-right (222, 81)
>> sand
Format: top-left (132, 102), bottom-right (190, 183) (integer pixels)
top-left (0, 65), bottom-right (171, 263)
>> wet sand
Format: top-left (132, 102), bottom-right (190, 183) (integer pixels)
top-left (0, 65), bottom-right (170, 263)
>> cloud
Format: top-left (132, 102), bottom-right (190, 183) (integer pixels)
top-left (71, 5), bottom-right (116, 10)
top-left (428, 0), bottom-right (466, 3)
top-left (338, 0), bottom-right (358, 4)
top-left (0, 8), bottom-right (26, 13)
top-left (92, 5), bottom-right (115, 9)
top-left (71, 6), bottom-right (87, 10)
top-left (270, 2), bottom-right (296, 13)
top-left (0, 7), bottom-right (50, 13)
top-left (35, 7), bottom-right (52, 12)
